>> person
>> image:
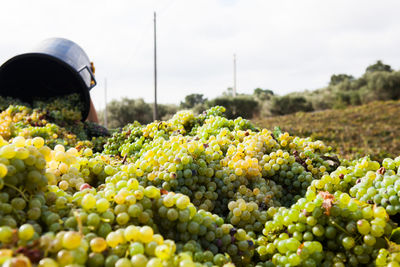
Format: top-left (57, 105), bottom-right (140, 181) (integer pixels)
top-left (87, 98), bottom-right (99, 123)
top-left (86, 62), bottom-right (99, 123)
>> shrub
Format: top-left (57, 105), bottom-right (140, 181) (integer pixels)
top-left (270, 95), bottom-right (313, 115)
top-left (208, 95), bottom-right (259, 119)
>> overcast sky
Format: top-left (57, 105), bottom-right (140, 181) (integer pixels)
top-left (1, 0), bottom-right (400, 110)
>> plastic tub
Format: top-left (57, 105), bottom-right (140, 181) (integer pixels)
top-left (0, 37), bottom-right (96, 120)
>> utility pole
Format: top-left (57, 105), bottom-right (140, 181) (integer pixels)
top-left (233, 54), bottom-right (237, 97)
top-left (153, 11), bottom-right (158, 121)
top-left (104, 78), bottom-right (108, 128)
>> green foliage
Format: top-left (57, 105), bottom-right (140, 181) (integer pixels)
top-left (157, 103), bottom-right (179, 120)
top-left (270, 95), bottom-right (313, 115)
top-left (253, 88), bottom-right (274, 100)
top-left (102, 98), bottom-right (178, 128)
top-left (333, 90), bottom-right (361, 108)
top-left (180, 93), bottom-right (207, 109)
top-left (106, 98), bottom-right (152, 128)
top-left (359, 70), bottom-right (400, 101)
top-left (329, 74), bottom-right (354, 86)
top-left (366, 60), bottom-right (393, 73)
top-left (100, 61), bottom-right (400, 125)
top-left (208, 95), bottom-right (259, 119)
top-left (222, 87), bottom-right (234, 97)
top-left (291, 62), bottom-right (400, 112)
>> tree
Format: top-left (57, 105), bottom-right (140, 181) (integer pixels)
top-left (253, 88), bottom-right (274, 100)
top-left (100, 98), bottom-right (179, 128)
top-left (329, 74), bottom-right (354, 86)
top-left (209, 95), bottom-right (259, 119)
top-left (222, 87), bottom-right (234, 97)
top-left (180, 94), bottom-right (207, 109)
top-left (106, 98), bottom-right (152, 128)
top-left (366, 60), bottom-right (393, 73)
top-left (270, 95), bottom-right (313, 115)
top-left (360, 71), bottom-right (400, 102)
top-left (157, 104), bottom-right (179, 120)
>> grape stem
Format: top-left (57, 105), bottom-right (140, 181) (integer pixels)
top-left (4, 183), bottom-right (28, 201)
top-left (330, 220), bottom-right (351, 236)
top-left (122, 155), bottom-right (128, 164)
top-left (354, 235), bottom-right (362, 244)
top-left (74, 210), bottom-right (84, 235)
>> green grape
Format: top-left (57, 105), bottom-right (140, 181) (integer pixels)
top-left (0, 226), bottom-right (13, 243)
top-left (129, 242), bottom-right (145, 255)
top-left (62, 231), bottom-right (82, 250)
top-left (18, 224), bottom-right (35, 241)
top-left (2, 96), bottom-right (400, 267)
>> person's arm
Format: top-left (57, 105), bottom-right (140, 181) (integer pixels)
top-left (86, 98), bottom-right (99, 123)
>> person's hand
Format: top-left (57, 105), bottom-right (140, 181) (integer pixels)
top-left (87, 98), bottom-right (99, 123)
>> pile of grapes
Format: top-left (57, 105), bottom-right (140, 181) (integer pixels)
top-left (0, 94), bottom-right (108, 152)
top-left (0, 96), bottom-right (400, 267)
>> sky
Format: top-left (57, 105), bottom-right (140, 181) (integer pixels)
top-left (1, 0), bottom-right (400, 111)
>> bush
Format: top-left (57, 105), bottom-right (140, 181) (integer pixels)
top-left (180, 94), bottom-right (207, 109)
top-left (270, 95), bottom-right (313, 115)
top-left (105, 98), bottom-right (152, 128)
top-left (366, 60), bottom-right (393, 73)
top-left (208, 95), bottom-right (259, 119)
top-left (157, 104), bottom-right (179, 120)
top-left (329, 74), bottom-right (354, 86)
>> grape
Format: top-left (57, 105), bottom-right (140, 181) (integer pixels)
top-left (0, 226), bottom-right (13, 243)
top-left (342, 236), bottom-right (355, 250)
top-left (357, 219), bottom-right (371, 235)
top-left (139, 226), bottom-right (154, 243)
top-left (90, 237), bottom-right (107, 253)
top-left (38, 258), bottom-right (58, 267)
top-left (82, 194), bottom-right (96, 210)
top-left (129, 242), bottom-right (145, 255)
top-left (0, 163), bottom-right (7, 178)
top-left (124, 225), bottom-right (140, 242)
top-left (2, 96), bottom-right (400, 267)
top-left (130, 254), bottom-right (148, 267)
top-left (62, 231), bottom-right (82, 250)
top-left (115, 258), bottom-right (133, 267)
top-left (18, 224), bottom-right (35, 240)
top-left (87, 252), bottom-right (105, 267)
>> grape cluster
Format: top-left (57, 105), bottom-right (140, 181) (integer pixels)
top-left (1, 96), bottom-right (400, 267)
top-left (315, 156), bottom-right (400, 217)
top-left (0, 95), bottom-right (108, 152)
top-left (375, 247), bottom-right (400, 266)
top-left (347, 157), bottom-right (400, 216)
top-left (258, 188), bottom-right (395, 266)
top-left (104, 108), bottom-right (337, 217)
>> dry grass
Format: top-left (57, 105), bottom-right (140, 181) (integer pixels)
top-left (253, 100), bottom-right (400, 161)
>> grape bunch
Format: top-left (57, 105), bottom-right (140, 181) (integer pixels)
top-left (1, 92), bottom-right (400, 267)
top-left (375, 247), bottom-right (400, 266)
top-left (348, 157), bottom-right (400, 216)
top-left (0, 94), bottom-right (108, 152)
top-left (257, 188), bottom-right (395, 266)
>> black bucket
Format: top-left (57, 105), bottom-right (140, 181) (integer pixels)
top-left (0, 38), bottom-right (96, 120)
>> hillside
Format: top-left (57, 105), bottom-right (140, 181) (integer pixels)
top-left (254, 99), bottom-right (400, 161)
